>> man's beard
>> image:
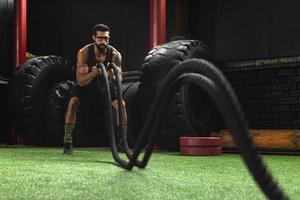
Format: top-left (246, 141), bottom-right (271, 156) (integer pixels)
top-left (96, 44), bottom-right (107, 53)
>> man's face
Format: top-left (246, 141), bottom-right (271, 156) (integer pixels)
top-left (93, 31), bottom-right (110, 53)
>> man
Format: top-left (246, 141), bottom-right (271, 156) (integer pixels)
top-left (63, 24), bottom-right (127, 154)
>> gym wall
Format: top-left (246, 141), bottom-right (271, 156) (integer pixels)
top-left (222, 58), bottom-right (300, 129)
top-left (188, 0), bottom-right (300, 62)
top-left (27, 0), bottom-right (149, 70)
top-left (187, 0), bottom-right (300, 130)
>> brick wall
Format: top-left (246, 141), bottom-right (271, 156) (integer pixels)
top-left (223, 56), bottom-right (300, 129)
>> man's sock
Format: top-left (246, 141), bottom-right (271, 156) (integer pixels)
top-left (64, 123), bottom-right (74, 144)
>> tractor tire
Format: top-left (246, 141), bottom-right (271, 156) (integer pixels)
top-left (43, 80), bottom-right (75, 146)
top-left (122, 81), bottom-right (142, 147)
top-left (137, 40), bottom-right (221, 150)
top-left (44, 80), bottom-right (105, 147)
top-left (0, 78), bottom-right (11, 144)
top-left (10, 56), bottom-right (73, 144)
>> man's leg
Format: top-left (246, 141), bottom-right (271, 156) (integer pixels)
top-left (112, 99), bottom-right (128, 151)
top-left (112, 99), bottom-right (127, 126)
top-left (63, 96), bottom-right (81, 154)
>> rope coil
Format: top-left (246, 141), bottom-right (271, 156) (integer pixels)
top-left (99, 59), bottom-right (289, 200)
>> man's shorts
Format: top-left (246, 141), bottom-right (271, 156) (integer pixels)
top-left (70, 80), bottom-right (118, 106)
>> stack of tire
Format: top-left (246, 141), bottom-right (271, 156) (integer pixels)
top-left (44, 79), bottom-right (108, 147)
top-left (122, 81), bottom-right (142, 147)
top-left (0, 77), bottom-right (10, 144)
top-left (42, 76), bottom-right (141, 147)
top-left (9, 55), bottom-right (141, 147)
top-left (9, 56), bottom-right (73, 145)
top-left (135, 40), bottom-right (222, 150)
top-left (9, 40), bottom-right (221, 149)
top-left (0, 0), bottom-right (14, 144)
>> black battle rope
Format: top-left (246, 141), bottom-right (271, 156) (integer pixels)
top-left (134, 59), bottom-right (288, 200)
top-left (108, 63), bottom-right (144, 166)
top-left (98, 59), bottom-right (288, 199)
top-left (109, 63), bottom-right (135, 160)
top-left (97, 63), bottom-right (139, 167)
top-left (138, 72), bottom-right (288, 200)
top-left (110, 63), bottom-right (150, 168)
top-left (96, 63), bottom-right (129, 167)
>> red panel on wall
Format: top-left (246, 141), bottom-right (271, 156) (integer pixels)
top-left (150, 0), bottom-right (166, 49)
top-left (14, 0), bottom-right (27, 70)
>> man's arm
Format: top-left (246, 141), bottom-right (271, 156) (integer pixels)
top-left (76, 48), bottom-right (100, 86)
top-left (110, 51), bottom-right (123, 81)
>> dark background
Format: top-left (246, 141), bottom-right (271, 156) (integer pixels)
top-left (27, 0), bottom-right (150, 70)
top-left (188, 0), bottom-right (300, 62)
top-left (2, 0), bottom-right (300, 73)
top-left (2, 0), bottom-right (300, 142)
top-left (0, 0), bottom-right (14, 77)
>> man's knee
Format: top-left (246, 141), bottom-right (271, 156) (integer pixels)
top-left (112, 100), bottom-right (118, 110)
top-left (112, 100), bottom-right (126, 110)
top-left (67, 97), bottom-right (81, 113)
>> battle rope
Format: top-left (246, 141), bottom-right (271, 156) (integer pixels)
top-left (98, 60), bottom-right (288, 200)
top-left (110, 63), bottom-right (134, 160)
top-left (97, 63), bottom-right (140, 167)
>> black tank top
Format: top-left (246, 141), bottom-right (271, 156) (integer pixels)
top-left (84, 44), bottom-right (113, 91)
top-left (87, 44), bottom-right (113, 69)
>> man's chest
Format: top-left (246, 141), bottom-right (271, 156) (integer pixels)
top-left (95, 55), bottom-right (107, 64)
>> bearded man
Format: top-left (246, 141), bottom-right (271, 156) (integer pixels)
top-left (63, 24), bottom-right (127, 154)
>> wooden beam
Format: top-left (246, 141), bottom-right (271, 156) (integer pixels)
top-left (212, 129), bottom-right (300, 150)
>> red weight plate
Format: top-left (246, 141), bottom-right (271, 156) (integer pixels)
top-left (180, 146), bottom-right (222, 156)
top-left (180, 137), bottom-right (222, 147)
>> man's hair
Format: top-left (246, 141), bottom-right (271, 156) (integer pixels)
top-left (93, 24), bottom-right (110, 35)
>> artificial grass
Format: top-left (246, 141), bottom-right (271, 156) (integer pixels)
top-left (0, 147), bottom-right (299, 200)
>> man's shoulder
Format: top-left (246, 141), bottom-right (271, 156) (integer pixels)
top-left (109, 45), bottom-right (120, 57)
top-left (78, 44), bottom-right (93, 54)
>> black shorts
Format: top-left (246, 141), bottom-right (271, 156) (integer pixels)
top-left (70, 80), bottom-right (118, 105)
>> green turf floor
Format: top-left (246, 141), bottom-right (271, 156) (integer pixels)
top-left (0, 147), bottom-right (299, 200)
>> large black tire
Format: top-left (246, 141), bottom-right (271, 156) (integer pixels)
top-left (0, 78), bottom-right (10, 144)
top-left (137, 40), bottom-right (221, 150)
top-left (0, 0), bottom-right (14, 77)
top-left (10, 56), bottom-right (73, 144)
top-left (122, 81), bottom-right (142, 147)
top-left (43, 80), bottom-right (75, 146)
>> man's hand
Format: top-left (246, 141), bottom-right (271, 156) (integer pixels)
top-left (91, 66), bottom-right (101, 77)
top-left (107, 68), bottom-right (116, 80)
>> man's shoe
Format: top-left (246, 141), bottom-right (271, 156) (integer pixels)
top-left (63, 143), bottom-right (73, 154)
